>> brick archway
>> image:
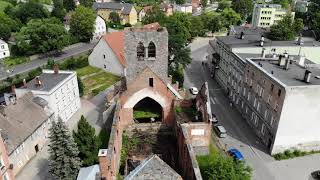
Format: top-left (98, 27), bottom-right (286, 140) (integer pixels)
top-left (123, 88), bottom-right (166, 109)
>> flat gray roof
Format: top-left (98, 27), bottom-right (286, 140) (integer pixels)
top-left (26, 73), bottom-right (71, 92)
top-left (249, 58), bottom-right (320, 86)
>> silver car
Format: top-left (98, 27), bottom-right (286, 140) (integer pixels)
top-left (214, 125), bottom-right (227, 138)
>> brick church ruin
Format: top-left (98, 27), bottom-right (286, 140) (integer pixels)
top-left (96, 23), bottom-right (212, 180)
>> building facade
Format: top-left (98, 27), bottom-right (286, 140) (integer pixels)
top-left (0, 40), bottom-right (10, 60)
top-left (16, 68), bottom-right (81, 122)
top-left (252, 4), bottom-right (295, 28)
top-left (174, 4), bottom-right (193, 13)
top-left (93, 2), bottom-right (137, 25)
top-left (0, 136), bottom-right (14, 180)
top-left (93, 16), bottom-right (107, 40)
top-left (0, 93), bottom-right (54, 175)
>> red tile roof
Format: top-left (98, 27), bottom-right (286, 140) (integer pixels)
top-left (103, 32), bottom-right (126, 67)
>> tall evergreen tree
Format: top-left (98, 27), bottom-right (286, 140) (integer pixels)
top-left (73, 116), bottom-right (100, 166)
top-left (48, 118), bottom-right (81, 180)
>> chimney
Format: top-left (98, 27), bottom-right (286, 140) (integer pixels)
top-left (278, 55), bottom-right (286, 66)
top-left (304, 70), bottom-right (312, 83)
top-left (298, 55), bottom-right (305, 66)
top-left (260, 35), bottom-right (265, 47)
top-left (23, 79), bottom-right (27, 87)
top-left (53, 64), bottom-right (59, 74)
top-left (271, 48), bottom-right (277, 58)
top-left (240, 31), bottom-right (244, 39)
top-left (11, 85), bottom-right (16, 95)
top-left (35, 76), bottom-right (42, 87)
top-left (261, 48), bottom-right (266, 58)
top-left (284, 58), bottom-right (290, 70)
top-left (298, 34), bottom-right (304, 45)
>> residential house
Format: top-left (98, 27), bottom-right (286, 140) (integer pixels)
top-left (93, 15), bottom-right (107, 40)
top-left (207, 26), bottom-right (320, 154)
top-left (0, 40), bottom-right (10, 60)
top-left (16, 67), bottom-right (81, 122)
top-left (0, 92), bottom-right (54, 175)
top-left (138, 6), bottom-right (153, 21)
top-left (93, 2), bottom-right (137, 25)
top-left (174, 3), bottom-right (193, 13)
top-left (0, 135), bottom-right (14, 180)
top-left (159, 3), bottom-right (174, 16)
top-left (293, 0), bottom-right (309, 13)
top-left (252, 4), bottom-right (295, 28)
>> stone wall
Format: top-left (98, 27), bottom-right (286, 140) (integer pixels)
top-left (195, 82), bottom-right (212, 123)
top-left (124, 27), bottom-right (169, 83)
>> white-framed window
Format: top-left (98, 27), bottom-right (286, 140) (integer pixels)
top-left (259, 88), bottom-right (264, 97)
top-left (253, 98), bottom-right (257, 107)
top-left (254, 115), bottom-right (258, 127)
top-left (261, 124), bottom-right (265, 135)
top-left (243, 87), bottom-right (246, 96)
top-left (257, 102), bottom-right (261, 111)
top-left (264, 110), bottom-right (268, 119)
top-left (247, 92), bottom-right (251, 101)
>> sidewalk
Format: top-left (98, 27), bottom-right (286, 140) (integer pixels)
top-left (16, 99), bottom-right (100, 180)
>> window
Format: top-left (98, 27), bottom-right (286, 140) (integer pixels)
top-left (267, 95), bottom-right (271, 104)
top-left (243, 87), bottom-right (246, 96)
top-left (264, 110), bottom-right (268, 119)
top-left (104, 64), bottom-right (107, 68)
top-left (149, 78), bottom-right (153, 87)
top-left (1, 45), bottom-right (4, 49)
top-left (261, 124), bottom-right (265, 135)
top-left (245, 106), bottom-right (248, 113)
top-left (260, 88), bottom-right (264, 97)
top-left (271, 115), bottom-right (275, 125)
top-left (253, 98), bottom-right (257, 107)
top-left (137, 42), bottom-right (145, 59)
top-left (254, 115), bottom-right (258, 127)
top-left (148, 42), bottom-right (156, 58)
top-left (278, 89), bottom-right (281, 97)
top-left (247, 92), bottom-right (251, 101)
top-left (270, 84), bottom-right (274, 92)
top-left (103, 54), bottom-right (106, 59)
top-left (257, 102), bottom-right (261, 111)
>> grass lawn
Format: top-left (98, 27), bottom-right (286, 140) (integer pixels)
top-left (76, 66), bottom-right (120, 97)
top-left (3, 56), bottom-right (30, 67)
top-left (0, 1), bottom-right (12, 12)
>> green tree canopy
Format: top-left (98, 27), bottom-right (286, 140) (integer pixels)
top-left (63, 0), bottom-right (76, 11)
top-left (79, 0), bottom-right (94, 7)
top-left (231, 0), bottom-right (253, 20)
top-left (142, 7), bottom-right (167, 25)
top-left (0, 12), bottom-right (20, 40)
top-left (190, 16), bottom-right (205, 37)
top-left (272, 0), bottom-right (290, 9)
top-left (70, 6), bottom-right (96, 42)
top-left (51, 0), bottom-right (67, 20)
top-left (73, 116), bottom-right (101, 166)
top-left (221, 8), bottom-right (241, 28)
top-left (201, 0), bottom-right (208, 8)
top-left (269, 15), bottom-right (302, 40)
top-left (217, 0), bottom-right (231, 12)
top-left (175, 0), bottom-right (186, 5)
top-left (13, 1), bottom-right (49, 24)
top-left (109, 11), bottom-right (121, 23)
top-left (48, 118), bottom-right (81, 180)
top-left (16, 18), bottom-right (69, 55)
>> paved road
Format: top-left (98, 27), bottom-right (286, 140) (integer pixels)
top-left (0, 42), bottom-right (96, 80)
top-left (184, 37), bottom-right (320, 180)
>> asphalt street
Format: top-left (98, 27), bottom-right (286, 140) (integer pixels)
top-left (0, 42), bottom-right (96, 80)
top-left (184, 37), bottom-right (320, 180)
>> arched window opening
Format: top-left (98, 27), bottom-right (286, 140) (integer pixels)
top-left (148, 42), bottom-right (156, 58)
top-left (137, 42), bottom-right (145, 60)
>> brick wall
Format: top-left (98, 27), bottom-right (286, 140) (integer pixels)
top-left (0, 136), bottom-right (14, 180)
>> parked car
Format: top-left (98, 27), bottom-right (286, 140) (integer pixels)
top-left (311, 170), bottom-right (320, 180)
top-left (227, 148), bottom-right (244, 161)
top-left (214, 125), bottom-right (227, 138)
top-left (210, 113), bottom-right (218, 124)
top-left (189, 87), bottom-right (199, 95)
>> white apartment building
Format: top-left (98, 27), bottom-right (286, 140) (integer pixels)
top-left (207, 26), bottom-right (320, 154)
top-left (93, 16), bottom-right (107, 41)
top-left (252, 4), bottom-right (295, 28)
top-left (0, 40), bottom-right (10, 60)
top-left (16, 67), bottom-right (81, 122)
top-left (174, 3), bottom-right (193, 13)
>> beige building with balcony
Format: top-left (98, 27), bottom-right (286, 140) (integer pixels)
top-left (252, 4), bottom-right (295, 28)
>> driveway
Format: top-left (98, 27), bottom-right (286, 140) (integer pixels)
top-left (184, 37), bottom-right (320, 180)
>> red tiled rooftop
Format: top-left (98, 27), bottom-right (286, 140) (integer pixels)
top-left (103, 32), bottom-right (126, 67)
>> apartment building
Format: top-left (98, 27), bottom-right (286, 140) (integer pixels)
top-left (252, 4), bottom-right (295, 28)
top-left (207, 26), bottom-right (320, 154)
top-left (16, 66), bottom-right (81, 122)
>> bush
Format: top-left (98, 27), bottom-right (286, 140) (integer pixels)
top-left (273, 149), bottom-right (320, 160)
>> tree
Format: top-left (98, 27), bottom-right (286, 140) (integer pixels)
top-left (273, 0), bottom-right (290, 9)
top-left (190, 16), bottom-right (205, 37)
top-left (175, 0), bottom-right (186, 5)
top-left (79, 0), bottom-right (94, 8)
top-left (48, 118), bottom-right (81, 180)
top-left (208, 15), bottom-right (224, 33)
top-left (14, 1), bottom-right (49, 24)
top-left (293, 18), bottom-right (304, 34)
top-left (63, 0), bottom-right (76, 11)
top-left (269, 15), bottom-right (300, 40)
top-left (16, 18), bottom-right (69, 55)
top-left (73, 116), bottom-right (100, 166)
top-left (142, 8), bottom-right (167, 25)
top-left (109, 11), bottom-right (121, 24)
top-left (231, 0), bottom-right (253, 20)
top-left (70, 6), bottom-right (96, 42)
top-left (0, 24), bottom-right (11, 41)
top-left (51, 0), bottom-right (66, 20)
top-left (169, 64), bottom-right (184, 88)
top-left (197, 148), bottom-right (252, 180)
top-left (221, 8), bottom-right (241, 28)
top-left (217, 0), bottom-right (230, 12)
top-left (201, 0), bottom-right (208, 8)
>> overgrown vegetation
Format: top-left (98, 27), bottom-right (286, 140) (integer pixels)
top-left (197, 145), bottom-right (252, 180)
top-left (120, 134), bottom-right (140, 174)
top-left (269, 15), bottom-right (304, 41)
top-left (133, 110), bottom-right (160, 119)
top-left (273, 149), bottom-right (320, 160)
top-left (3, 56), bottom-right (29, 67)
